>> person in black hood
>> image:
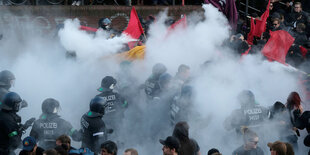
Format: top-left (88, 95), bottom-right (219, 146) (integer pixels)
top-left (172, 121), bottom-right (200, 155)
top-left (30, 98), bottom-right (81, 150)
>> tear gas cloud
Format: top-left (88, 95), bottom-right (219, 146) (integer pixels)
top-left (0, 4), bottom-right (307, 154)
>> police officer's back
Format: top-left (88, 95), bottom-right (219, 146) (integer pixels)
top-left (144, 63), bottom-right (167, 100)
top-left (81, 96), bottom-right (111, 153)
top-left (96, 76), bottom-right (127, 127)
top-left (30, 98), bottom-right (81, 150)
top-left (0, 92), bottom-right (35, 154)
top-left (0, 70), bottom-right (15, 101)
top-left (225, 90), bottom-right (269, 132)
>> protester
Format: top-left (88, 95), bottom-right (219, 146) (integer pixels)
top-left (19, 136), bottom-right (45, 155)
top-left (100, 140), bottom-right (118, 155)
top-left (43, 149), bottom-right (58, 155)
top-left (207, 148), bottom-right (221, 155)
top-left (172, 121), bottom-right (200, 155)
top-left (267, 141), bottom-right (287, 155)
top-left (232, 127), bottom-right (264, 155)
top-left (123, 148), bottom-right (138, 155)
top-left (160, 136), bottom-right (180, 155)
top-left (285, 92), bottom-right (303, 149)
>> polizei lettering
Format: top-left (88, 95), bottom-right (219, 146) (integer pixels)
top-left (102, 95), bottom-right (116, 101)
top-left (40, 122), bottom-right (57, 129)
top-left (243, 108), bottom-right (262, 115)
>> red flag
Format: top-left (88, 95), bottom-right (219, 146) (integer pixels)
top-left (247, 18), bottom-right (255, 45)
top-left (123, 6), bottom-right (144, 49)
top-left (253, 0), bottom-right (270, 37)
top-left (168, 15), bottom-right (187, 31)
top-left (80, 26), bottom-right (98, 32)
top-left (166, 15), bottom-right (187, 37)
top-left (300, 46), bottom-right (308, 58)
top-left (242, 46), bottom-right (252, 56)
top-left (261, 30), bottom-right (295, 64)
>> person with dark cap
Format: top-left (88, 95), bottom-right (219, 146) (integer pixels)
top-left (100, 140), bottom-right (118, 155)
top-left (207, 148), bottom-right (221, 155)
top-left (224, 90), bottom-right (269, 133)
top-left (81, 96), bottom-right (113, 154)
top-left (160, 136), bottom-right (180, 155)
top-left (144, 63), bottom-right (167, 100)
top-left (0, 92), bottom-right (35, 154)
top-left (172, 121), bottom-right (200, 155)
top-left (19, 136), bottom-right (44, 155)
top-left (96, 76), bottom-right (127, 138)
top-left (30, 98), bottom-right (81, 150)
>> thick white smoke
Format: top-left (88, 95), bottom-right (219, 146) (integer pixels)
top-left (0, 4), bottom-right (307, 155)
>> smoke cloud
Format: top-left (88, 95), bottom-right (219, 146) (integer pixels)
top-left (0, 4), bottom-right (307, 155)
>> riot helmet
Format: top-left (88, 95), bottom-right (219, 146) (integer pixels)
top-left (1, 92), bottom-right (22, 112)
top-left (98, 76), bottom-right (117, 92)
top-left (238, 90), bottom-right (255, 108)
top-left (42, 98), bottom-right (60, 114)
top-left (158, 73), bottom-right (172, 90)
top-left (89, 96), bottom-right (107, 115)
top-left (152, 63), bottom-right (167, 76)
top-left (98, 18), bottom-right (112, 30)
top-left (0, 70), bottom-right (15, 88)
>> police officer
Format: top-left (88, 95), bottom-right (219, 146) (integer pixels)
top-left (80, 96), bottom-right (112, 154)
top-left (97, 76), bottom-right (127, 130)
top-left (0, 70), bottom-right (15, 100)
top-left (30, 98), bottom-right (81, 149)
top-left (144, 63), bottom-right (167, 100)
top-left (0, 92), bottom-right (35, 154)
top-left (98, 18), bottom-right (119, 38)
top-left (224, 90), bottom-right (269, 133)
top-left (170, 85), bottom-right (193, 126)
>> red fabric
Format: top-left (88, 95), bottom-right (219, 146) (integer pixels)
top-left (253, 0), bottom-right (270, 37)
top-left (261, 30), bottom-right (295, 64)
top-left (247, 18), bottom-right (255, 45)
top-left (300, 46), bottom-right (308, 58)
top-left (167, 15), bottom-right (187, 33)
top-left (242, 46), bottom-right (252, 56)
top-left (80, 26), bottom-right (98, 32)
top-left (123, 6), bottom-right (144, 47)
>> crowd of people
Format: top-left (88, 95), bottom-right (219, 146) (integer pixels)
top-left (0, 0), bottom-right (204, 6)
top-left (233, 0), bottom-right (310, 69)
top-left (2, 0), bottom-right (310, 155)
top-left (0, 60), bottom-right (310, 155)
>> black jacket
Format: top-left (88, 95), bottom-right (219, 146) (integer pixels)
top-left (30, 113), bottom-right (80, 150)
top-left (80, 112), bottom-right (107, 153)
top-left (0, 110), bottom-right (22, 154)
